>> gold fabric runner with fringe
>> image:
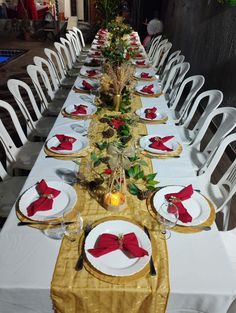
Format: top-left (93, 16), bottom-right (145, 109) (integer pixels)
top-left (51, 96), bottom-right (170, 313)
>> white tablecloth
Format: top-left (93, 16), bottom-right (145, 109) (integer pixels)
top-left (0, 78), bottom-right (236, 313)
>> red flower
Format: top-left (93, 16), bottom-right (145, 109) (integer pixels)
top-left (111, 119), bottom-right (125, 129)
top-left (103, 168), bottom-right (113, 175)
top-left (125, 53), bottom-right (131, 60)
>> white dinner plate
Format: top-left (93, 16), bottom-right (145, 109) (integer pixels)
top-left (64, 103), bottom-right (97, 116)
top-left (18, 181), bottom-right (77, 221)
top-left (85, 220), bottom-right (152, 276)
top-left (76, 80), bottom-right (100, 91)
top-left (80, 66), bottom-right (102, 78)
top-left (132, 59), bottom-right (150, 67)
top-left (135, 83), bottom-right (162, 95)
top-left (134, 70), bottom-right (156, 80)
top-left (91, 44), bottom-right (102, 51)
top-left (46, 133), bottom-right (87, 154)
top-left (139, 135), bottom-right (179, 154)
top-left (135, 108), bottom-right (167, 121)
top-left (152, 186), bottom-right (211, 226)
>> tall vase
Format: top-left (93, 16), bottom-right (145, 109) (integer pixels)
top-left (113, 94), bottom-right (121, 112)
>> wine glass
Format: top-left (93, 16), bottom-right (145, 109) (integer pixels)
top-left (62, 212), bottom-right (83, 242)
top-left (70, 120), bottom-right (88, 135)
top-left (157, 200), bottom-right (179, 239)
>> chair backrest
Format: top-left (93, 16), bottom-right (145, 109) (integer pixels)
top-left (0, 100), bottom-right (28, 163)
top-left (170, 75), bottom-right (205, 117)
top-left (44, 48), bottom-right (66, 84)
top-left (191, 107), bottom-right (236, 156)
top-left (61, 36), bottom-right (76, 64)
top-left (71, 27), bottom-right (83, 52)
top-left (54, 41), bottom-right (73, 71)
top-left (149, 38), bottom-right (167, 63)
top-left (147, 35), bottom-right (162, 59)
top-left (152, 42), bottom-right (172, 69)
top-left (182, 89), bottom-right (223, 129)
top-left (67, 31), bottom-right (80, 58)
top-left (166, 50), bottom-right (181, 62)
top-left (72, 26), bottom-right (85, 49)
top-left (7, 78), bottom-right (42, 133)
top-left (198, 133), bottom-right (236, 227)
top-left (0, 160), bottom-right (9, 180)
top-left (34, 56), bottom-right (59, 96)
top-left (160, 54), bottom-right (185, 86)
top-left (27, 64), bottom-right (54, 111)
top-left (163, 62), bottom-right (190, 99)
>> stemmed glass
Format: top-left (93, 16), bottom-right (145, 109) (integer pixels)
top-left (157, 200), bottom-right (179, 239)
top-left (62, 212), bottom-right (84, 242)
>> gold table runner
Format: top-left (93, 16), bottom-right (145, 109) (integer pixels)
top-left (51, 95), bottom-right (170, 313)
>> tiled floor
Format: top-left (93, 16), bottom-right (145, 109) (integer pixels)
top-left (0, 30), bottom-right (235, 231)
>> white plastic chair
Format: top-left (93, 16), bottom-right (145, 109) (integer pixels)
top-left (197, 133), bottom-right (236, 230)
top-left (166, 50), bottom-right (181, 62)
top-left (176, 90), bottom-right (223, 143)
top-left (7, 79), bottom-right (56, 139)
top-left (169, 75), bottom-right (205, 123)
top-left (72, 26), bottom-right (88, 53)
top-left (162, 62), bottom-right (190, 101)
top-left (147, 35), bottom-right (162, 60)
top-left (32, 58), bottom-right (68, 99)
top-left (187, 107), bottom-right (236, 173)
top-left (0, 100), bottom-right (43, 174)
top-left (66, 31), bottom-right (83, 62)
top-left (152, 42), bottom-right (172, 70)
top-left (68, 30), bottom-right (82, 56)
top-left (160, 55), bottom-right (185, 87)
top-left (54, 41), bottom-right (79, 77)
top-left (0, 160), bottom-right (26, 218)
top-left (61, 36), bottom-right (80, 70)
top-left (28, 61), bottom-right (65, 116)
top-left (44, 48), bottom-right (75, 87)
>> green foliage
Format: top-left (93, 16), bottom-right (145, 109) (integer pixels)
top-left (95, 0), bottom-right (122, 27)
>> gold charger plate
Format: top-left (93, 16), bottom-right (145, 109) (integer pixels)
top-left (135, 90), bottom-right (163, 98)
top-left (61, 108), bottom-right (96, 120)
top-left (146, 189), bottom-right (216, 233)
top-left (82, 216), bottom-right (157, 284)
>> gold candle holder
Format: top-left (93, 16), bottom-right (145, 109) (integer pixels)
top-left (113, 94), bottom-right (121, 112)
top-left (104, 191), bottom-right (127, 212)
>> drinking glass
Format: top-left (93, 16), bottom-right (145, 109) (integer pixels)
top-left (70, 120), bottom-right (88, 134)
top-left (157, 200), bottom-right (179, 239)
top-left (63, 212), bottom-right (84, 242)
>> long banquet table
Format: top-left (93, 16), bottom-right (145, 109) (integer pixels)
top-left (0, 56), bottom-right (236, 313)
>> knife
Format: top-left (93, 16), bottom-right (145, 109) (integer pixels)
top-left (17, 221), bottom-right (74, 226)
top-left (75, 225), bottom-right (92, 271)
top-left (143, 226), bottom-right (157, 276)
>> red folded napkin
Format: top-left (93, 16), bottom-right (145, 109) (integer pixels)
top-left (144, 107), bottom-right (157, 119)
top-left (141, 84), bottom-right (154, 94)
top-left (97, 40), bottom-right (104, 44)
top-left (141, 72), bottom-right (152, 79)
top-left (71, 104), bottom-right (88, 115)
top-left (131, 42), bottom-right (138, 46)
top-left (136, 53), bottom-right (143, 58)
top-left (51, 134), bottom-right (77, 151)
top-left (93, 51), bottom-right (101, 56)
top-left (86, 70), bottom-right (97, 77)
top-left (165, 185), bottom-right (194, 223)
top-left (82, 80), bottom-right (95, 91)
top-left (149, 136), bottom-right (174, 151)
top-left (88, 232), bottom-right (149, 258)
top-left (27, 179), bottom-right (61, 217)
top-left (136, 60), bottom-right (146, 66)
top-left (96, 45), bottom-right (101, 49)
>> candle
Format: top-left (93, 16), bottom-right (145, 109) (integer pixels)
top-left (104, 192), bottom-right (126, 211)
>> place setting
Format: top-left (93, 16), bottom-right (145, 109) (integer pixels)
top-left (135, 82), bottom-right (162, 97)
top-left (80, 66), bottom-right (102, 79)
top-left (16, 179), bottom-right (78, 235)
top-left (73, 79), bottom-right (100, 94)
top-left (133, 68), bottom-right (157, 81)
top-left (147, 184), bottom-right (216, 236)
top-left (76, 217), bottom-right (156, 283)
top-left (44, 133), bottom-right (89, 159)
top-left (61, 102), bottom-right (97, 119)
top-left (139, 134), bottom-right (182, 159)
top-left (135, 106), bottom-right (168, 124)
top-left (133, 59), bottom-right (151, 68)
